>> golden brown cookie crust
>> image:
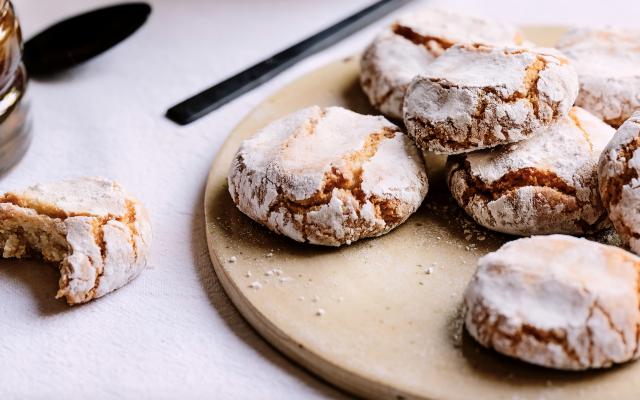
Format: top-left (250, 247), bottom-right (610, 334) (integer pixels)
top-left (598, 112), bottom-right (640, 255)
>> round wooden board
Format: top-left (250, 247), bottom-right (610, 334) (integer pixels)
top-left (204, 26), bottom-right (640, 400)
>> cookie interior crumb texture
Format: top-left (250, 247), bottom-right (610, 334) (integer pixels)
top-left (228, 106), bottom-right (428, 246)
top-left (0, 177), bottom-right (151, 305)
top-left (403, 44), bottom-right (579, 154)
top-left (447, 106), bottom-right (615, 235)
top-left (557, 28), bottom-right (640, 127)
top-left (360, 8), bottom-right (523, 120)
top-left (599, 112), bottom-right (640, 255)
top-left (464, 234), bottom-right (640, 370)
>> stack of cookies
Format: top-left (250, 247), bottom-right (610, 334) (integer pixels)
top-left (363, 8), bottom-right (640, 371)
top-left (228, 8), bottom-right (640, 371)
top-left (362, 9), bottom-right (625, 238)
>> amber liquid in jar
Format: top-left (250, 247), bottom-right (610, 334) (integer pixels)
top-left (0, 0), bottom-right (29, 173)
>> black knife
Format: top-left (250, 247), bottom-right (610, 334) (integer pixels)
top-left (24, 2), bottom-right (152, 77)
top-left (166, 0), bottom-right (411, 126)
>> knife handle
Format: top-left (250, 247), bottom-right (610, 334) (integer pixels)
top-left (166, 50), bottom-right (306, 126)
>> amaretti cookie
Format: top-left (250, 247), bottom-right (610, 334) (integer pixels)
top-left (404, 44), bottom-right (579, 154)
top-left (447, 107), bottom-right (614, 235)
top-left (464, 235), bottom-right (640, 370)
top-left (0, 177), bottom-right (151, 305)
top-left (557, 28), bottom-right (640, 127)
top-left (360, 8), bottom-right (523, 120)
top-left (599, 112), bottom-right (640, 255)
top-left (228, 106), bottom-right (428, 246)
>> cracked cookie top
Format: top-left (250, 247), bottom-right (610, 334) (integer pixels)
top-left (447, 107), bottom-right (615, 235)
top-left (393, 8), bottom-right (522, 55)
top-left (557, 28), bottom-right (640, 126)
top-left (228, 106), bottom-right (428, 246)
top-left (462, 107), bottom-right (613, 186)
top-left (599, 112), bottom-right (640, 254)
top-left (403, 44), bottom-right (579, 154)
top-left (359, 8), bottom-right (522, 120)
top-left (464, 234), bottom-right (640, 370)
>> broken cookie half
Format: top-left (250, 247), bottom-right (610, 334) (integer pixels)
top-left (0, 177), bottom-right (151, 305)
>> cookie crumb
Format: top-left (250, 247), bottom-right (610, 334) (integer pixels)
top-left (266, 252), bottom-right (273, 258)
top-left (228, 256), bottom-right (237, 263)
top-left (248, 281), bottom-right (262, 289)
top-left (425, 267), bottom-right (434, 274)
top-left (316, 308), bottom-right (325, 316)
top-left (245, 271), bottom-right (252, 278)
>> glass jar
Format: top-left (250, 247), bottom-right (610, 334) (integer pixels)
top-left (0, 0), bottom-right (29, 174)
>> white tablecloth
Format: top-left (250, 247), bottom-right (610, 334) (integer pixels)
top-left (3, 0), bottom-right (639, 398)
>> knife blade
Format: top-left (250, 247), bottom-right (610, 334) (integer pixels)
top-left (23, 2), bottom-right (152, 77)
top-left (166, 0), bottom-right (411, 126)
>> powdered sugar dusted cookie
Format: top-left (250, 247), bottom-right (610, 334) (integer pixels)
top-left (447, 107), bottom-right (614, 235)
top-left (0, 177), bottom-right (152, 305)
top-left (228, 106), bottom-right (428, 246)
top-left (360, 8), bottom-right (522, 120)
top-left (599, 112), bottom-right (640, 255)
top-left (404, 44), bottom-right (579, 154)
top-left (557, 28), bottom-right (640, 127)
top-left (465, 235), bottom-right (640, 370)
